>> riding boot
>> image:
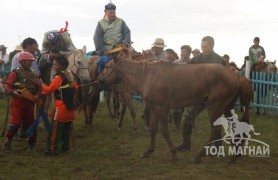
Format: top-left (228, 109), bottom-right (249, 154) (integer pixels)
top-left (176, 123), bottom-right (192, 151)
top-left (173, 109), bottom-right (181, 129)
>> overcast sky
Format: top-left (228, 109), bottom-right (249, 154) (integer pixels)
top-left (1, 0), bottom-right (278, 66)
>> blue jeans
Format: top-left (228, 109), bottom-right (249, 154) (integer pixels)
top-left (96, 55), bottom-right (112, 74)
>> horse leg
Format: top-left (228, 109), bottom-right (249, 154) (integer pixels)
top-left (117, 102), bottom-right (126, 131)
top-left (122, 91), bottom-right (138, 133)
top-left (142, 108), bottom-right (158, 158)
top-left (104, 91), bottom-right (115, 118)
top-left (113, 93), bottom-right (120, 120)
top-left (83, 104), bottom-right (91, 127)
top-left (159, 108), bottom-right (178, 161)
top-left (194, 102), bottom-right (222, 163)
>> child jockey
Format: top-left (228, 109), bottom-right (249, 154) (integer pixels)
top-left (3, 52), bottom-right (41, 152)
top-left (38, 55), bottom-right (78, 155)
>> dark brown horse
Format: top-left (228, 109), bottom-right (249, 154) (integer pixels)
top-left (97, 60), bottom-right (253, 162)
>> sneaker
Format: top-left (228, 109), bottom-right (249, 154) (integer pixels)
top-left (26, 143), bottom-right (35, 152)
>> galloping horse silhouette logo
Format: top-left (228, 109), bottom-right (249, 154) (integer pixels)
top-left (213, 110), bottom-right (260, 146)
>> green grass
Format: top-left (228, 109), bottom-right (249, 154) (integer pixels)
top-left (0, 97), bottom-right (277, 179)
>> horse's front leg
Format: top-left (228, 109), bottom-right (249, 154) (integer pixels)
top-left (142, 108), bottom-right (157, 158)
top-left (117, 102), bottom-right (126, 131)
top-left (123, 92), bottom-right (138, 134)
top-left (159, 108), bottom-right (177, 161)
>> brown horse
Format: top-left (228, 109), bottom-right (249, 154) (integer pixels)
top-left (87, 53), bottom-right (138, 132)
top-left (96, 60), bottom-right (253, 162)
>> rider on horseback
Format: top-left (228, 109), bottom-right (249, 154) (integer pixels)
top-left (93, 2), bottom-right (131, 74)
top-left (39, 22), bottom-right (76, 84)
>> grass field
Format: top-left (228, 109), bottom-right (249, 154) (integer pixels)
top-left (0, 97), bottom-right (277, 180)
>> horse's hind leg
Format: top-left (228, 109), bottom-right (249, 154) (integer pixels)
top-left (142, 108), bottom-right (158, 158)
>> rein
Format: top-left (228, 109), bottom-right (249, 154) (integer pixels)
top-left (97, 60), bottom-right (121, 82)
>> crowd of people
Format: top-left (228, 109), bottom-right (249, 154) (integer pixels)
top-left (0, 1), bottom-right (273, 156)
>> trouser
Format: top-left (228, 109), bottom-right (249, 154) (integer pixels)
top-left (171, 108), bottom-right (184, 128)
top-left (181, 103), bottom-right (206, 144)
top-left (46, 120), bottom-right (72, 154)
top-left (7, 98), bottom-right (37, 145)
top-left (96, 55), bottom-right (113, 74)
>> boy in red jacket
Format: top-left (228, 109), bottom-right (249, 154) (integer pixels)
top-left (39, 55), bottom-right (78, 155)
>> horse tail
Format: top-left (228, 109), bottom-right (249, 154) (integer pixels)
top-left (250, 125), bottom-right (260, 136)
top-left (238, 76), bottom-right (253, 123)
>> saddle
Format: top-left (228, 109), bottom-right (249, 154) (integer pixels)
top-left (105, 44), bottom-right (128, 55)
top-left (255, 61), bottom-right (266, 71)
top-left (19, 88), bottom-right (36, 102)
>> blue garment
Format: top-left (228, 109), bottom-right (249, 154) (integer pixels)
top-left (97, 55), bottom-right (112, 74)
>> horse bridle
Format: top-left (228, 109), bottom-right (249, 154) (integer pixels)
top-left (70, 51), bottom-right (89, 84)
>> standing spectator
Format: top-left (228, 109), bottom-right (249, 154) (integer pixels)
top-left (11, 38), bottom-right (41, 76)
top-left (191, 48), bottom-right (200, 57)
top-left (223, 54), bottom-right (230, 67)
top-left (94, 2), bottom-right (131, 74)
top-left (171, 45), bottom-right (192, 128)
top-left (2, 52), bottom-right (41, 152)
top-left (164, 48), bottom-right (179, 62)
top-left (141, 38), bottom-right (167, 128)
top-left (8, 44), bottom-right (22, 64)
top-left (174, 45), bottom-right (192, 64)
top-left (148, 38), bottom-right (167, 61)
top-left (177, 36), bottom-right (225, 151)
top-left (249, 37), bottom-right (266, 72)
top-left (0, 45), bottom-right (9, 72)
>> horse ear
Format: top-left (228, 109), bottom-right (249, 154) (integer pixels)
top-left (274, 60), bottom-right (276, 64)
top-left (82, 45), bottom-right (87, 53)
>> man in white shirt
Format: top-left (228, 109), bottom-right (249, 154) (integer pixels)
top-left (11, 38), bottom-right (41, 76)
top-left (0, 45), bottom-right (9, 71)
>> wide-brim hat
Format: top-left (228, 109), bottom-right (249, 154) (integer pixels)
top-left (14, 44), bottom-right (23, 51)
top-left (0, 45), bottom-right (7, 51)
top-left (152, 38), bottom-right (167, 48)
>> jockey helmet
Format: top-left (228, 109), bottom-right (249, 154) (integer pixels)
top-left (18, 52), bottom-right (36, 62)
top-left (46, 31), bottom-right (59, 44)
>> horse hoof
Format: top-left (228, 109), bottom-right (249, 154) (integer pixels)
top-left (141, 151), bottom-right (150, 158)
top-left (172, 154), bottom-right (178, 161)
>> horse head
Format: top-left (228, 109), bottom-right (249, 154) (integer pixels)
top-left (266, 60), bottom-right (277, 73)
top-left (66, 49), bottom-right (91, 83)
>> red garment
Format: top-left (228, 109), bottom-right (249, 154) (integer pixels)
top-left (5, 68), bottom-right (40, 144)
top-left (42, 75), bottom-right (78, 122)
top-left (5, 69), bottom-right (41, 125)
